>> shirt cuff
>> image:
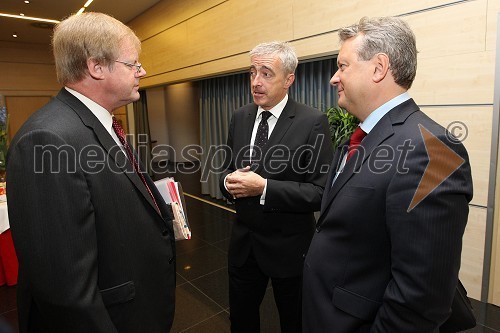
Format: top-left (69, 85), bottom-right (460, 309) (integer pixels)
top-left (260, 179), bottom-right (267, 205)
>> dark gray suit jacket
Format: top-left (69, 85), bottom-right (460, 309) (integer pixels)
top-left (302, 99), bottom-right (473, 332)
top-left (7, 89), bottom-right (176, 333)
top-left (219, 98), bottom-right (333, 277)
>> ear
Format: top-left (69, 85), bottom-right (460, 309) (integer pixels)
top-left (372, 53), bottom-right (390, 83)
top-left (284, 73), bottom-right (295, 88)
top-left (87, 58), bottom-right (105, 80)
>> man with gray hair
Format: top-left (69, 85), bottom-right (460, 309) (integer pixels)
top-left (7, 12), bottom-right (176, 332)
top-left (302, 16), bottom-right (473, 332)
top-left (220, 41), bottom-right (333, 332)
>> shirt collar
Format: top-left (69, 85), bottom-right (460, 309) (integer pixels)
top-left (64, 87), bottom-right (114, 135)
top-left (360, 92), bottom-right (411, 134)
top-left (257, 94), bottom-right (288, 120)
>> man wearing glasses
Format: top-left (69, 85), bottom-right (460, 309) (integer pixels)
top-left (7, 12), bottom-right (176, 333)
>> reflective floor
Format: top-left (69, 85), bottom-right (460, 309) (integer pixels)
top-left (1, 162), bottom-right (499, 332)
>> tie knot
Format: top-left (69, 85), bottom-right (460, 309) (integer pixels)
top-left (112, 117), bottom-right (126, 140)
top-left (349, 127), bottom-right (366, 147)
top-left (260, 111), bottom-right (272, 122)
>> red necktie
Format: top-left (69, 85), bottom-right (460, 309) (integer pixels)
top-left (346, 127), bottom-right (367, 161)
top-left (112, 117), bottom-right (160, 213)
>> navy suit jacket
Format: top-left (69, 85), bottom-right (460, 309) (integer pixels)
top-left (7, 89), bottom-right (176, 333)
top-left (219, 98), bottom-right (333, 277)
top-left (302, 99), bottom-right (473, 332)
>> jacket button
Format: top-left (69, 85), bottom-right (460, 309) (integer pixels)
top-left (169, 257), bottom-right (175, 264)
top-left (315, 226), bottom-right (321, 233)
top-left (162, 230), bottom-right (168, 236)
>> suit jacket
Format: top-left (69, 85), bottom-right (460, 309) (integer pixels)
top-left (7, 89), bottom-right (176, 333)
top-left (219, 98), bottom-right (333, 277)
top-left (302, 99), bottom-right (473, 332)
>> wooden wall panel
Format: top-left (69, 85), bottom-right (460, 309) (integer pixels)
top-left (185, 0), bottom-right (293, 67)
top-left (292, 0), bottom-right (458, 40)
top-left (405, 0), bottom-right (487, 59)
top-left (486, 0), bottom-right (500, 51)
top-left (128, 0), bottom-right (226, 41)
top-left (141, 22), bottom-right (189, 74)
top-left (2, 63), bottom-right (60, 93)
top-left (412, 50), bottom-right (495, 105)
top-left (422, 106), bottom-right (492, 207)
top-left (460, 206), bottom-right (487, 300)
top-left (5, 96), bottom-right (51, 139)
top-left (0, 41), bottom-right (53, 63)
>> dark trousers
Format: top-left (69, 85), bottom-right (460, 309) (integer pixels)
top-left (228, 251), bottom-right (302, 333)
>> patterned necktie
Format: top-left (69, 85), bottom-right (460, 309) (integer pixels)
top-left (112, 117), bottom-right (160, 213)
top-left (253, 111), bottom-right (272, 162)
top-left (346, 127), bottom-right (367, 161)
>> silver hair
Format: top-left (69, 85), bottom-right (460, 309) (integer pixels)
top-left (338, 16), bottom-right (418, 89)
top-left (249, 41), bottom-right (298, 75)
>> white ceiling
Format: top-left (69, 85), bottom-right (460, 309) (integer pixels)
top-left (0, 0), bottom-right (161, 45)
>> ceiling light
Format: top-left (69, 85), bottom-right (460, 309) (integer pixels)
top-left (24, 1), bottom-right (29, 3)
top-left (76, 7), bottom-right (85, 15)
top-left (0, 13), bottom-right (60, 24)
top-left (20, 13), bottom-right (25, 16)
top-left (13, 33), bottom-right (18, 38)
top-left (83, 0), bottom-right (94, 8)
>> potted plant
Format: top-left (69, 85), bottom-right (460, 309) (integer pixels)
top-left (326, 106), bottom-right (359, 148)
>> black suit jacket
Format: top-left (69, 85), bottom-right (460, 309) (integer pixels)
top-left (219, 98), bottom-right (333, 277)
top-left (7, 89), bottom-right (176, 333)
top-left (302, 99), bottom-right (473, 332)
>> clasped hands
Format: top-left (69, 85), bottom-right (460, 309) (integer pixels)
top-left (225, 166), bottom-right (265, 199)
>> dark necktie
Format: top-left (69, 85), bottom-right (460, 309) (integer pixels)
top-left (112, 117), bottom-right (160, 213)
top-left (253, 111), bottom-right (272, 163)
top-left (346, 127), bottom-right (367, 161)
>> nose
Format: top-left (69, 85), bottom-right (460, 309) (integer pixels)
top-left (330, 70), bottom-right (340, 86)
top-left (137, 66), bottom-right (146, 77)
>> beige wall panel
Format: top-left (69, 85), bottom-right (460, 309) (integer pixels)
top-left (422, 106), bottom-right (492, 207)
top-left (198, 53), bottom-right (249, 79)
top-left (493, 176), bottom-right (500, 305)
top-left (5, 96), bottom-right (51, 139)
top-left (2, 63), bottom-right (59, 93)
top-left (185, 0), bottom-right (293, 66)
top-left (128, 0), bottom-right (226, 40)
top-left (292, 0), bottom-right (465, 40)
top-left (486, 0), bottom-right (500, 51)
top-left (141, 23), bottom-right (188, 75)
top-left (292, 32), bottom-right (339, 61)
top-left (0, 41), bottom-right (53, 64)
top-left (459, 206), bottom-right (486, 300)
top-left (412, 50), bottom-right (495, 105)
top-left (405, 0), bottom-right (487, 59)
top-left (141, 65), bottom-right (202, 88)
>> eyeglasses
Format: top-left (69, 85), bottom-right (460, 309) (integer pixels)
top-left (115, 60), bottom-right (142, 73)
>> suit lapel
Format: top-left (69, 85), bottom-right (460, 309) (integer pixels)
top-left (56, 89), bottom-right (162, 217)
top-left (318, 99), bottom-right (420, 225)
top-left (320, 142), bottom-right (348, 215)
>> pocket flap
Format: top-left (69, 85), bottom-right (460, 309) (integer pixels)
top-left (333, 287), bottom-right (381, 321)
top-left (100, 281), bottom-right (135, 307)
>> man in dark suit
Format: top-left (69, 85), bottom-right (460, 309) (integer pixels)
top-left (220, 41), bottom-right (333, 333)
top-left (7, 13), bottom-right (176, 333)
top-left (302, 17), bottom-right (473, 332)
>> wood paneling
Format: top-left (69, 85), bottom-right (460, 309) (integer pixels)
top-left (2, 63), bottom-right (60, 93)
top-left (5, 96), bottom-right (51, 139)
top-left (292, 0), bottom-right (459, 40)
top-left (422, 106), bottom-right (492, 207)
top-left (460, 206), bottom-right (487, 300)
top-left (412, 51), bottom-right (495, 106)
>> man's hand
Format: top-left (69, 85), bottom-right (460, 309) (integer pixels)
top-left (226, 166), bottom-right (266, 198)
